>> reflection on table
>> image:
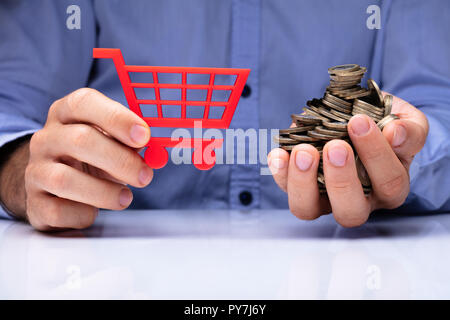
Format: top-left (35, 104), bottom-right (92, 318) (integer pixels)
top-left (1, 209), bottom-right (449, 299)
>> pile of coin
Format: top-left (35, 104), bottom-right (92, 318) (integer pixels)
top-left (275, 64), bottom-right (399, 194)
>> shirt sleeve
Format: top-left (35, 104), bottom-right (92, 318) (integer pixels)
top-left (0, 0), bottom-right (96, 219)
top-left (373, 0), bottom-right (450, 214)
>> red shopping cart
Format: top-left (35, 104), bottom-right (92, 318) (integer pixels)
top-left (93, 48), bottom-right (250, 170)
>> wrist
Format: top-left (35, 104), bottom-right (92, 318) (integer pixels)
top-left (0, 136), bottom-right (31, 220)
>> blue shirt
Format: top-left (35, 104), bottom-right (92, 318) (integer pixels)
top-left (0, 0), bottom-right (449, 219)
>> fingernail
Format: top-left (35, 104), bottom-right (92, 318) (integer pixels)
top-left (295, 151), bottom-right (313, 171)
top-left (130, 124), bottom-right (150, 145)
top-left (139, 166), bottom-right (152, 185)
top-left (269, 158), bottom-right (286, 170)
top-left (119, 188), bottom-right (133, 207)
top-left (392, 124), bottom-right (407, 147)
top-left (351, 115), bottom-right (370, 136)
top-left (328, 144), bottom-right (348, 167)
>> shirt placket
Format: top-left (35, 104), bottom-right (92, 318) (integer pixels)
top-left (229, 0), bottom-right (261, 210)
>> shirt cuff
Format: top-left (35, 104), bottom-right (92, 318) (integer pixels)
top-left (0, 201), bottom-right (16, 220)
top-left (0, 129), bottom-right (37, 149)
top-left (0, 129), bottom-right (37, 220)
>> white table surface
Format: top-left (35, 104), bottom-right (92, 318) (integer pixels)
top-left (1, 209), bottom-right (449, 299)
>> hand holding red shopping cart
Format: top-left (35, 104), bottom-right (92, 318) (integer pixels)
top-left (93, 48), bottom-right (250, 170)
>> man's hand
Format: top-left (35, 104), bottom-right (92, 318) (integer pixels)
top-left (268, 93), bottom-right (429, 227)
top-left (1, 88), bottom-right (153, 231)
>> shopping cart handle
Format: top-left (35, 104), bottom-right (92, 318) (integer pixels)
top-left (93, 48), bottom-right (123, 60)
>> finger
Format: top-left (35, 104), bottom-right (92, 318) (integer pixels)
top-left (51, 88), bottom-right (150, 148)
top-left (56, 156), bottom-right (127, 186)
top-left (382, 91), bottom-right (429, 131)
top-left (323, 140), bottom-right (371, 227)
top-left (287, 144), bottom-right (325, 220)
top-left (382, 119), bottom-right (427, 164)
top-left (28, 194), bottom-right (99, 231)
top-left (348, 115), bottom-right (410, 209)
top-left (268, 148), bottom-right (290, 192)
top-left (45, 124), bottom-right (152, 188)
top-left (30, 162), bottom-right (134, 211)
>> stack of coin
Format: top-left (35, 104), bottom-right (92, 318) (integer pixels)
top-left (275, 64), bottom-right (400, 195)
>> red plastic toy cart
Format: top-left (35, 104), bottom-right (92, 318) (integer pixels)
top-left (93, 48), bottom-right (250, 170)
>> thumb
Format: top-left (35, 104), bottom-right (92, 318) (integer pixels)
top-left (383, 119), bottom-right (427, 164)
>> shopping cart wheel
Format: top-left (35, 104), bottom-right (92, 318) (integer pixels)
top-left (192, 149), bottom-right (216, 170)
top-left (144, 144), bottom-right (169, 169)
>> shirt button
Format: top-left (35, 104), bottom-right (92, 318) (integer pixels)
top-left (239, 191), bottom-right (253, 206)
top-left (241, 84), bottom-right (251, 98)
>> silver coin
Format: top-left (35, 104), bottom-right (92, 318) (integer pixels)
top-left (355, 155), bottom-right (371, 187)
top-left (328, 64), bottom-right (360, 75)
top-left (329, 108), bottom-right (353, 120)
top-left (291, 114), bottom-right (323, 125)
top-left (314, 126), bottom-right (348, 137)
top-left (302, 107), bottom-right (330, 121)
top-left (367, 79), bottom-right (384, 107)
top-left (274, 135), bottom-right (298, 145)
top-left (317, 172), bottom-right (325, 185)
top-left (352, 109), bottom-right (384, 121)
top-left (318, 107), bottom-right (347, 122)
top-left (321, 98), bottom-right (352, 114)
top-left (307, 130), bottom-right (339, 140)
top-left (322, 121), bottom-right (348, 132)
top-left (341, 89), bottom-right (372, 100)
top-left (328, 86), bottom-right (361, 94)
top-left (323, 93), bottom-right (353, 108)
top-left (289, 133), bottom-right (320, 142)
top-left (280, 145), bottom-right (295, 151)
top-left (383, 94), bottom-right (393, 116)
top-left (377, 113), bottom-right (400, 131)
top-left (352, 109), bottom-right (383, 122)
top-left (329, 74), bottom-right (364, 82)
top-left (329, 65), bottom-right (367, 76)
top-left (279, 126), bottom-right (316, 135)
top-left (353, 99), bottom-right (384, 116)
top-left (354, 99), bottom-right (384, 115)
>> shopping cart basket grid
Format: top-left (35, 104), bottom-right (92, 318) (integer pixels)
top-left (93, 48), bottom-right (250, 170)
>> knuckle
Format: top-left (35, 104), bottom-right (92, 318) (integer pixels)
top-left (417, 127), bottom-right (428, 150)
top-left (327, 179), bottom-right (353, 193)
top-left (24, 163), bottom-right (36, 188)
top-left (70, 125), bottom-right (93, 150)
top-left (115, 149), bottom-right (138, 178)
top-left (87, 208), bottom-right (99, 224)
top-left (29, 217), bottom-right (49, 231)
top-left (105, 106), bottom-right (122, 128)
top-left (44, 201), bottom-right (63, 228)
top-left (25, 205), bottom-right (41, 230)
top-left (47, 165), bottom-right (69, 192)
top-left (29, 130), bottom-right (46, 154)
top-left (288, 200), bottom-right (318, 221)
top-left (76, 209), bottom-right (98, 229)
top-left (67, 88), bottom-right (96, 114)
top-left (362, 145), bottom-right (385, 162)
top-left (376, 173), bottom-right (408, 201)
top-left (47, 98), bottom-right (64, 119)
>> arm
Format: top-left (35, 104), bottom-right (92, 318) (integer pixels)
top-left (0, 2), bottom-right (153, 230)
top-left (0, 0), bottom-right (96, 219)
top-left (378, 0), bottom-right (450, 213)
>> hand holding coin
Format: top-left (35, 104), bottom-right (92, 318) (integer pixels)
top-left (268, 90), bottom-right (428, 227)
